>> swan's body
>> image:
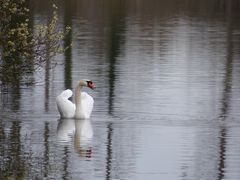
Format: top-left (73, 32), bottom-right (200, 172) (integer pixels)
top-left (75, 91), bottom-right (94, 119)
top-left (56, 80), bottom-right (95, 119)
top-left (56, 89), bottom-right (76, 118)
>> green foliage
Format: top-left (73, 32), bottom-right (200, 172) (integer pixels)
top-left (33, 4), bottom-right (71, 67)
top-left (0, 0), bottom-right (71, 85)
top-left (0, 0), bottom-right (31, 55)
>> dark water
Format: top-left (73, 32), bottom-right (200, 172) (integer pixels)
top-left (1, 0), bottom-right (240, 179)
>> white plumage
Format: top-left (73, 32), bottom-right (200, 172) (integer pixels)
top-left (56, 80), bottom-right (95, 119)
top-left (56, 89), bottom-right (76, 118)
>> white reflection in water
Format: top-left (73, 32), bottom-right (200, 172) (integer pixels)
top-left (57, 119), bottom-right (75, 142)
top-left (1, 0), bottom-right (240, 179)
top-left (74, 119), bottom-right (93, 147)
top-left (57, 118), bottom-right (93, 158)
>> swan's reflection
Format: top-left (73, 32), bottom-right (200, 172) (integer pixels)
top-left (74, 119), bottom-right (93, 158)
top-left (57, 118), bottom-right (93, 158)
top-left (57, 119), bottom-right (75, 142)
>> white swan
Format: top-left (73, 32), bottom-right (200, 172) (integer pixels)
top-left (56, 89), bottom-right (76, 118)
top-left (56, 79), bottom-right (96, 119)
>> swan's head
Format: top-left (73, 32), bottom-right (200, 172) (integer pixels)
top-left (79, 79), bottom-right (96, 90)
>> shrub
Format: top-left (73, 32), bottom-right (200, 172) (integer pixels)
top-left (0, 0), bottom-right (71, 85)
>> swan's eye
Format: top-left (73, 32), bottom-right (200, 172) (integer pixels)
top-left (87, 81), bottom-right (92, 85)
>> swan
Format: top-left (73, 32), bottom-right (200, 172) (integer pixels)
top-left (56, 89), bottom-right (76, 118)
top-left (56, 79), bottom-right (96, 119)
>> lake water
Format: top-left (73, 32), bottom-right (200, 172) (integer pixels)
top-left (1, 0), bottom-right (240, 179)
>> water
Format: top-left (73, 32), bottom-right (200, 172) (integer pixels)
top-left (1, 0), bottom-right (240, 179)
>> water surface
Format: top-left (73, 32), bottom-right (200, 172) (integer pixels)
top-left (1, 0), bottom-right (240, 179)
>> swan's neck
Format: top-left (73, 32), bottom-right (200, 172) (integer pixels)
top-left (75, 85), bottom-right (83, 118)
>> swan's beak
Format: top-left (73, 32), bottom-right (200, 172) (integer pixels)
top-left (89, 83), bottom-right (96, 90)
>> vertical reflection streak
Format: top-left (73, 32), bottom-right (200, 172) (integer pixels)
top-left (61, 3), bottom-right (72, 177)
top-left (44, 20), bottom-right (50, 112)
top-left (106, 123), bottom-right (113, 180)
top-left (10, 121), bottom-right (25, 178)
top-left (217, 1), bottom-right (233, 180)
top-left (107, 1), bottom-right (125, 115)
top-left (218, 128), bottom-right (227, 180)
top-left (64, 0), bottom-right (73, 90)
top-left (44, 58), bottom-right (50, 112)
top-left (62, 146), bottom-right (69, 180)
top-left (105, 1), bottom-right (126, 179)
top-left (43, 122), bottom-right (50, 178)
